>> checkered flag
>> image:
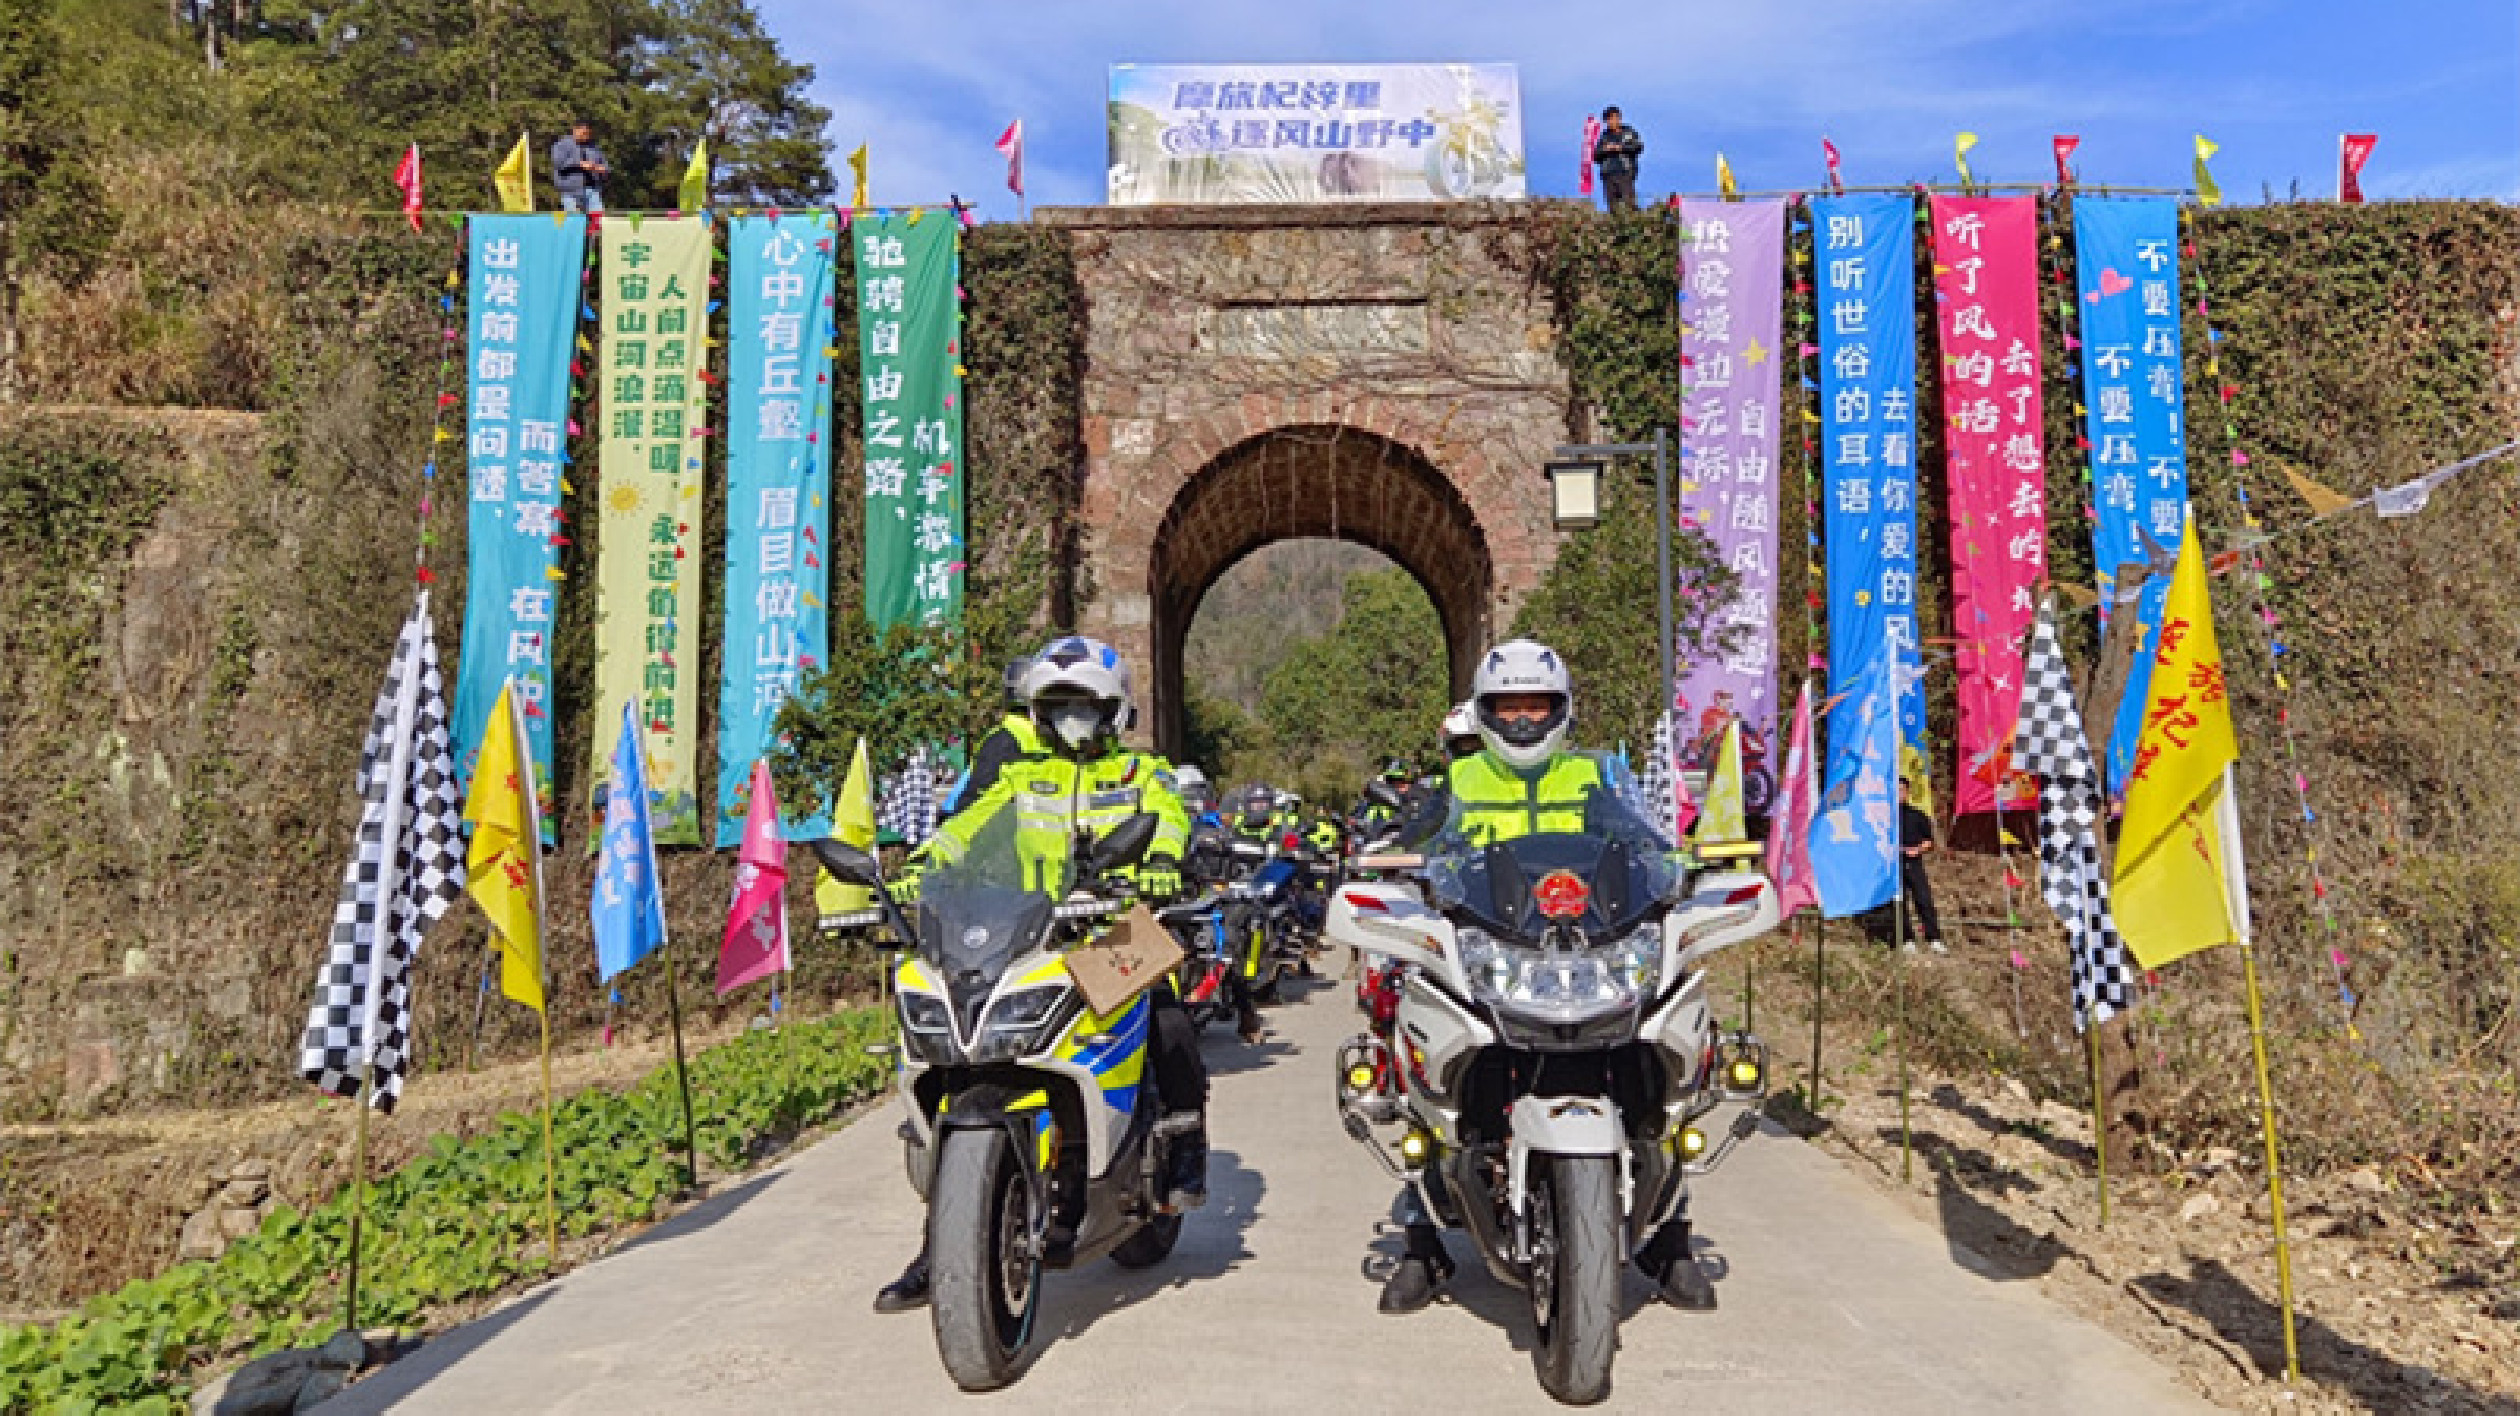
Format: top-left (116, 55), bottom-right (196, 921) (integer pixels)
top-left (300, 593), bottom-right (466, 1111)
top-left (879, 746), bottom-right (942, 846)
top-left (2012, 598), bottom-right (2135, 1030)
top-left (1636, 712), bottom-right (1681, 848)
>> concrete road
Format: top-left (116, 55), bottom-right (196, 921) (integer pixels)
top-left (332, 967), bottom-right (2207, 1414)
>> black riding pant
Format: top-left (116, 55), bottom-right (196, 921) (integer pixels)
top-left (1150, 988), bottom-right (1208, 1112)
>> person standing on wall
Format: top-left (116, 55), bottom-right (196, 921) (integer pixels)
top-left (1594, 106), bottom-right (1643, 212)
top-left (552, 121), bottom-right (610, 214)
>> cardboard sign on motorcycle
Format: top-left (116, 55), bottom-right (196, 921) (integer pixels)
top-left (1063, 902), bottom-right (1186, 1017)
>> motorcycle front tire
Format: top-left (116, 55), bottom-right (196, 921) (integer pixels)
top-left (1533, 1154), bottom-right (1621, 1406)
top-left (928, 1127), bottom-right (1040, 1392)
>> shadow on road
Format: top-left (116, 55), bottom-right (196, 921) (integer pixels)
top-left (1036, 1144), bottom-right (1265, 1347)
top-left (318, 1289), bottom-right (557, 1413)
top-left (611, 1167), bottom-right (794, 1258)
top-left (2132, 1256), bottom-right (2520, 1413)
top-left (1876, 1129), bottom-right (2067, 1285)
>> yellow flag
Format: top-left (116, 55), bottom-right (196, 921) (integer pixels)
top-left (2113, 516), bottom-right (2246, 969)
top-left (1715, 153), bottom-right (1738, 200)
top-left (815, 736), bottom-right (880, 918)
top-left (1898, 740), bottom-right (1938, 821)
top-left (1955, 131), bottom-right (1980, 188)
top-left (464, 683), bottom-right (545, 1011)
top-left (2279, 462), bottom-right (2355, 518)
top-left (679, 139), bottom-right (710, 213)
top-left (1695, 721), bottom-right (1747, 844)
top-left (2193, 134), bottom-right (2223, 208)
top-left (494, 133), bottom-right (534, 214)
top-left (847, 143), bottom-right (869, 209)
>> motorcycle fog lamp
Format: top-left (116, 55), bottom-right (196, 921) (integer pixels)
top-left (1399, 1128), bottom-right (1434, 1166)
top-left (1729, 1056), bottom-right (1763, 1090)
top-left (1678, 1125), bottom-right (1709, 1161)
top-left (1346, 1063), bottom-right (1378, 1092)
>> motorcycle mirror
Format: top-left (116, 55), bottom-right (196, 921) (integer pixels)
top-left (1365, 779), bottom-right (1405, 810)
top-left (808, 838), bottom-right (885, 889)
top-left (1087, 812), bottom-right (1160, 873)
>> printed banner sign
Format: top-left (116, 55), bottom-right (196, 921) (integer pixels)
top-left (1930, 195), bottom-right (2046, 818)
top-left (856, 211), bottom-right (964, 630)
top-left (1813, 193), bottom-right (1925, 762)
top-left (2073, 196), bottom-right (2189, 791)
top-left (718, 213), bottom-right (838, 845)
top-left (1674, 198), bottom-right (1785, 812)
top-left (594, 214), bottom-right (712, 843)
top-left (1108, 63), bottom-right (1526, 205)
top-left (1811, 639), bottom-right (1899, 918)
top-left (453, 213), bottom-right (585, 841)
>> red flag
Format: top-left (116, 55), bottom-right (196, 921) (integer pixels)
top-left (1579, 114), bottom-right (1603, 197)
top-left (716, 760), bottom-right (791, 996)
top-left (2339, 133), bottom-right (2377, 204)
top-left (1821, 137), bottom-right (1845, 195)
top-left (393, 144), bottom-right (423, 232)
top-left (2052, 134), bottom-right (2081, 187)
top-left (1765, 683), bottom-right (1820, 920)
top-left (995, 119), bottom-right (1025, 199)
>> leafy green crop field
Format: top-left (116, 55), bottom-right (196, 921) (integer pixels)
top-left (0, 1007), bottom-right (891, 1413)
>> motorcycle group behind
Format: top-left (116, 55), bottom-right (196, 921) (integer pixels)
top-left (813, 634), bottom-right (1780, 1406)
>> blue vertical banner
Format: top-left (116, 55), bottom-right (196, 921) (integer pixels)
top-left (718, 213), bottom-right (838, 846)
top-left (1811, 637), bottom-right (1899, 917)
top-left (1812, 194), bottom-right (1924, 762)
top-left (2073, 196), bottom-right (2190, 790)
top-left (453, 212), bottom-right (586, 841)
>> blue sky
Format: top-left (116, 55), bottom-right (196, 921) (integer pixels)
top-left (754, 0), bottom-right (2520, 215)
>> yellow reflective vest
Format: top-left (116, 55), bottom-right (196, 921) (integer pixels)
top-left (928, 750), bottom-right (1191, 892)
top-left (1443, 750), bottom-right (1608, 845)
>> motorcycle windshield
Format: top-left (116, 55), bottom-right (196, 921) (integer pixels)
top-left (916, 810), bottom-right (1062, 1029)
top-left (1421, 765), bottom-right (1680, 943)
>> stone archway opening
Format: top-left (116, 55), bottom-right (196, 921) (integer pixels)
top-left (1147, 424), bottom-right (1492, 758)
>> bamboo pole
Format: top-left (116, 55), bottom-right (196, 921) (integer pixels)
top-left (1806, 917), bottom-right (1826, 1112)
top-left (538, 1011), bottom-right (560, 1263)
top-left (346, 1070), bottom-right (370, 1334)
top-left (2240, 941), bottom-right (2302, 1382)
top-left (2086, 1019), bottom-right (2112, 1227)
top-left (663, 944), bottom-right (702, 1189)
top-left (1894, 764), bottom-right (1913, 1185)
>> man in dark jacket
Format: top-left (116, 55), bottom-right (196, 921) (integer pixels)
top-left (1594, 106), bottom-right (1643, 212)
top-left (552, 122), bottom-right (609, 214)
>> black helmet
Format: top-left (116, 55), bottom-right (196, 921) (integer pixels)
top-left (1381, 758), bottom-right (1413, 781)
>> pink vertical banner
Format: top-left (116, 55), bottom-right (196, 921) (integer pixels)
top-left (1930, 195), bottom-right (2046, 818)
top-left (1674, 198), bottom-right (1786, 818)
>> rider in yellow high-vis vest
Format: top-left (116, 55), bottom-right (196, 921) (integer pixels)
top-left (873, 635), bottom-right (1202, 1315)
top-left (1377, 637), bottom-right (1718, 1319)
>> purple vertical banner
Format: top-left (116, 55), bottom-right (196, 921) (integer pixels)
top-left (1675, 199), bottom-right (1786, 816)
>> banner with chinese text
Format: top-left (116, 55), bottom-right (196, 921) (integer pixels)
top-left (1930, 195), bottom-right (2046, 818)
top-left (718, 213), bottom-right (837, 846)
top-left (856, 211), bottom-right (964, 630)
top-left (1675, 198), bottom-right (1785, 802)
top-left (594, 215), bottom-right (711, 843)
top-left (2073, 196), bottom-right (2189, 791)
top-left (1107, 63), bottom-right (1526, 204)
top-left (453, 213), bottom-right (584, 843)
top-left (1813, 194), bottom-right (1924, 767)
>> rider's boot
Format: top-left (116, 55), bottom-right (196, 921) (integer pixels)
top-left (1165, 1114), bottom-right (1209, 1209)
top-left (1639, 1217), bottom-right (1717, 1311)
top-left (873, 1250), bottom-right (930, 1313)
top-left (1378, 1224), bottom-right (1455, 1315)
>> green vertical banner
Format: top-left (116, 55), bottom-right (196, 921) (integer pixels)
top-left (595, 215), bottom-right (713, 843)
top-left (854, 211), bottom-right (965, 629)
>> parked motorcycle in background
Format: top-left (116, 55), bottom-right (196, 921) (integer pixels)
top-left (1330, 788), bottom-right (1779, 1405)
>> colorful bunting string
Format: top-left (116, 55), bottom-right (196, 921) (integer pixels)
top-left (416, 223), bottom-right (469, 584)
top-left (2182, 206), bottom-right (2357, 1034)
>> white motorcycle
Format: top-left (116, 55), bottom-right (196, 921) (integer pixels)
top-left (1329, 788), bottom-right (1779, 1405)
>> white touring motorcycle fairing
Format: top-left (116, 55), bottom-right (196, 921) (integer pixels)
top-left (1330, 784), bottom-right (1780, 1405)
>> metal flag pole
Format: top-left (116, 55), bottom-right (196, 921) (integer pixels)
top-left (2241, 936), bottom-right (2302, 1382)
top-left (2088, 1008), bottom-right (2113, 1227)
top-left (513, 683), bottom-right (561, 1266)
top-left (662, 944), bottom-right (702, 1190)
top-left (1806, 916), bottom-right (1826, 1112)
top-left (1891, 691), bottom-right (1913, 1185)
top-left (467, 942), bottom-right (495, 1071)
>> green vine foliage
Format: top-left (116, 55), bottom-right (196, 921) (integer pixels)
top-left (0, 1007), bottom-right (891, 1411)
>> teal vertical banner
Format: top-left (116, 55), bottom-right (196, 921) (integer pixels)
top-left (719, 212), bottom-right (838, 845)
top-left (453, 212), bottom-right (586, 842)
top-left (854, 211), bottom-right (966, 630)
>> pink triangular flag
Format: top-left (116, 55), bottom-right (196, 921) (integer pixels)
top-left (1765, 683), bottom-right (1821, 920)
top-left (717, 759), bottom-right (791, 996)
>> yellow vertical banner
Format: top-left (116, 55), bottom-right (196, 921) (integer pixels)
top-left (595, 215), bottom-right (712, 843)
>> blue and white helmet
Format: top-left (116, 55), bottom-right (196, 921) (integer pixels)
top-left (1024, 635), bottom-right (1130, 750)
top-left (1472, 638), bottom-right (1574, 771)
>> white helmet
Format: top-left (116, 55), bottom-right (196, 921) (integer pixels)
top-left (1441, 699), bottom-right (1481, 761)
top-left (1173, 764), bottom-right (1209, 793)
top-left (1472, 638), bottom-right (1574, 772)
top-left (1023, 635), bottom-right (1128, 753)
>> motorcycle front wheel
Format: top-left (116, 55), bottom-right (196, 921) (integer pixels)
top-left (1530, 1154), bottom-right (1620, 1405)
top-left (928, 1127), bottom-right (1040, 1391)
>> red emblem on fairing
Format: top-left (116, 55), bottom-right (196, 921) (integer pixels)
top-left (1534, 870), bottom-right (1590, 920)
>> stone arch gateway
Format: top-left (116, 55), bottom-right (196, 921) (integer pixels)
top-left (1044, 202), bottom-right (1577, 757)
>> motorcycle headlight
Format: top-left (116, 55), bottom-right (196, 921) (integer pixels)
top-left (900, 991), bottom-right (951, 1035)
top-left (969, 985), bottom-right (1074, 1063)
top-left (1461, 925), bottom-right (1660, 1024)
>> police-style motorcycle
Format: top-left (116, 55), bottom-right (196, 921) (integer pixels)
top-left (814, 811), bottom-right (1194, 1392)
top-left (1328, 786), bottom-right (1779, 1405)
